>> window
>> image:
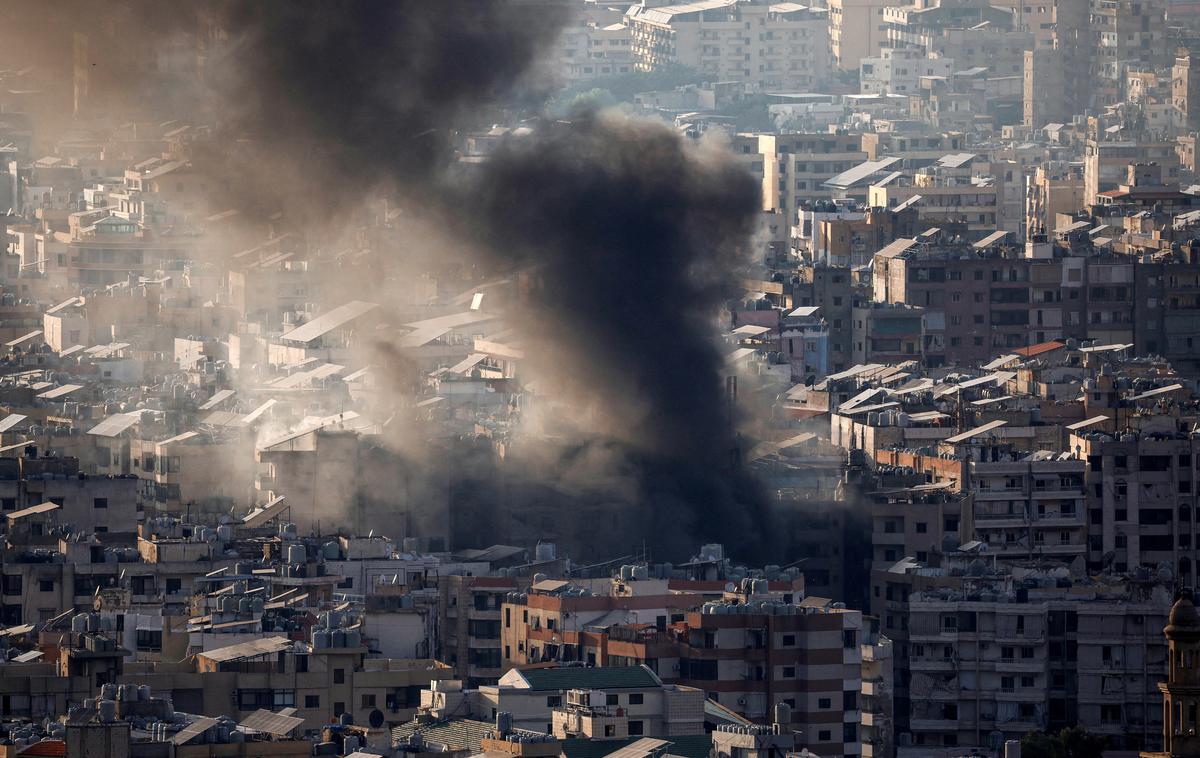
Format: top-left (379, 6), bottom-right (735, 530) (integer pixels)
top-left (782, 633), bottom-right (796, 646)
top-left (305, 695), bottom-right (319, 708)
top-left (819, 697), bottom-right (832, 709)
top-left (362, 694), bottom-right (376, 708)
top-left (38, 580), bottom-right (53, 592)
top-left (628, 694), bottom-right (643, 705)
top-left (606, 694), bottom-right (619, 706)
top-left (334, 669), bottom-right (345, 684)
top-left (843, 690), bottom-right (857, 710)
top-left (916, 522), bottom-right (927, 533)
top-left (604, 725), bottom-right (616, 737)
top-left (547, 696), bottom-right (563, 707)
top-left (136, 629), bottom-right (162, 651)
top-left (819, 730), bottom-right (832, 742)
top-left (628, 721), bottom-right (644, 736)
top-left (783, 666), bottom-right (796, 678)
top-left (334, 702), bottom-right (345, 717)
top-left (93, 498), bottom-right (107, 509)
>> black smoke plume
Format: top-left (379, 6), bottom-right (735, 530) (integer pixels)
top-left (462, 113), bottom-right (770, 558)
top-left (1, 0), bottom-right (775, 560)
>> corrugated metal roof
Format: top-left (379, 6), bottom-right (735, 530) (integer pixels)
top-left (37, 384), bottom-right (83, 399)
top-left (944, 419), bottom-right (1007, 444)
top-left (242, 496), bottom-right (288, 528)
top-left (5, 330), bottom-right (42, 347)
top-left (87, 413), bottom-right (140, 437)
top-left (823, 156), bottom-right (901, 189)
top-left (514, 665), bottom-right (661, 692)
top-left (0, 414), bottom-right (27, 433)
top-left (279, 301), bottom-right (379, 344)
top-left (171, 716), bottom-right (218, 745)
top-left (238, 709), bottom-right (304, 736)
top-left (6, 501), bottom-right (59, 521)
top-left (1066, 415), bottom-right (1109, 431)
top-left (198, 389), bottom-right (235, 411)
top-left (973, 230), bottom-right (1009, 249)
top-left (199, 636), bottom-right (291, 663)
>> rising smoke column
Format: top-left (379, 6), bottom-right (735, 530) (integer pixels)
top-left (205, 2), bottom-right (775, 558)
top-left (463, 113), bottom-right (771, 558)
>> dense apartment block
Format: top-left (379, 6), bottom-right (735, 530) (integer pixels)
top-left (627, 0), bottom-right (832, 92)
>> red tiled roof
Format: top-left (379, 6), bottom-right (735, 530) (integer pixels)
top-left (1012, 340), bottom-right (1065, 357)
top-left (470, 577), bottom-right (518, 589)
top-left (19, 740), bottom-right (66, 757)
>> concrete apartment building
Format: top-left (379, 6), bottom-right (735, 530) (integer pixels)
top-left (873, 553), bottom-right (1172, 752)
top-left (627, 0), bottom-right (832, 92)
top-left (678, 599), bottom-right (864, 758)
top-left (866, 156), bottom-right (1008, 233)
top-left (864, 470), bottom-right (967, 569)
top-left (1134, 245), bottom-right (1200, 375)
top-left (829, 0), bottom-right (898, 71)
top-left (558, 18), bottom-right (635, 84)
top-left (0, 629), bottom-right (453, 735)
top-left (1072, 426), bottom-right (1200, 581)
top-left (906, 584), bottom-right (1169, 752)
top-left (439, 574), bottom-right (517, 686)
top-left (1026, 162), bottom-right (1085, 236)
top-left (859, 48), bottom-right (953, 96)
top-left (970, 456), bottom-right (1089, 562)
top-left (1020, 0), bottom-right (1094, 127)
top-left (419, 665), bottom-right (705, 738)
top-left (759, 133), bottom-right (867, 226)
top-left (868, 236), bottom-right (1080, 365)
top-left (860, 627), bottom-right (895, 758)
top-left (1084, 139), bottom-right (1181, 206)
top-left (1091, 0), bottom-right (1168, 106)
top-left (1173, 53), bottom-right (1200, 132)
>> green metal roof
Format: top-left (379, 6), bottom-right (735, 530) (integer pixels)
top-left (516, 666), bottom-right (661, 692)
top-left (391, 718), bottom-right (495, 753)
top-left (562, 734), bottom-right (712, 758)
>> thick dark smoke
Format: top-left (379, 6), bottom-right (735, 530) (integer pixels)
top-left (464, 114), bottom-right (770, 558)
top-left (1, 0), bottom-right (775, 560)
top-left (217, 1), bottom-right (570, 189)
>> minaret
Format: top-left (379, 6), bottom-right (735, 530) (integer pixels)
top-left (1145, 595), bottom-right (1200, 758)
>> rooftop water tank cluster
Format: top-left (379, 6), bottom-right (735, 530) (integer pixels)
top-left (191, 525), bottom-right (233, 544)
top-left (312, 610), bottom-right (362, 649)
top-left (281, 540), bottom-right (309, 577)
top-left (71, 613), bottom-right (117, 634)
top-left (618, 565), bottom-right (650, 582)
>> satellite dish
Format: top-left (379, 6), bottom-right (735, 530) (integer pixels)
top-left (369, 709), bottom-right (385, 729)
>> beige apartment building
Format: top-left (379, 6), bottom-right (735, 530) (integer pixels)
top-left (438, 574), bottom-right (516, 687)
top-left (867, 158), bottom-right (1008, 234)
top-left (759, 133), bottom-right (868, 224)
top-left (829, 0), bottom-right (897, 71)
top-left (628, 0), bottom-right (832, 92)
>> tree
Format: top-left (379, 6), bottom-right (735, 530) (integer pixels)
top-left (1020, 726), bottom-right (1107, 758)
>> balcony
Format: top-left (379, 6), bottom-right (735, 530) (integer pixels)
top-left (995, 658), bottom-right (1046, 673)
top-left (910, 718), bottom-right (960, 731)
top-left (910, 657), bottom-right (957, 672)
top-left (974, 513), bottom-right (1029, 527)
top-left (862, 679), bottom-right (885, 696)
top-left (872, 531), bottom-right (906, 546)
